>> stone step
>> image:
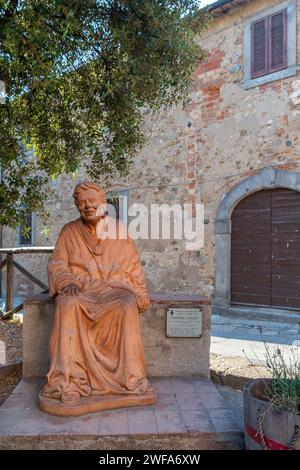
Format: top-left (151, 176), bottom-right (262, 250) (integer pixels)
top-left (0, 377), bottom-right (244, 450)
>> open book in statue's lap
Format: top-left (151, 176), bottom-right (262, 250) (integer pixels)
top-left (39, 182), bottom-right (157, 417)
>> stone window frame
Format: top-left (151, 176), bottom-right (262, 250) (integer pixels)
top-left (106, 189), bottom-right (128, 224)
top-left (213, 168), bottom-right (300, 316)
top-left (241, 0), bottom-right (297, 90)
top-left (17, 212), bottom-right (36, 247)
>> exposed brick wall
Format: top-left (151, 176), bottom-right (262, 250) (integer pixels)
top-left (196, 48), bottom-right (225, 76)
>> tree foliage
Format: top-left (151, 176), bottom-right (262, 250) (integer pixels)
top-left (0, 0), bottom-right (206, 228)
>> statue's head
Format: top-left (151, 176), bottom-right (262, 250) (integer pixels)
top-left (73, 182), bottom-right (106, 224)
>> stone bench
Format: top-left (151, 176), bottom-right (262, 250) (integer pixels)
top-left (23, 293), bottom-right (211, 379)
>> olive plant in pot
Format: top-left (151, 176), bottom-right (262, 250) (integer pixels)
top-left (244, 342), bottom-right (300, 450)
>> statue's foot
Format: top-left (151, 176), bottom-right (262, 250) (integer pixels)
top-left (61, 391), bottom-right (80, 405)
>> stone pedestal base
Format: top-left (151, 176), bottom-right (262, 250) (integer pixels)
top-left (39, 389), bottom-right (157, 417)
top-left (23, 293), bottom-right (211, 379)
top-left (0, 378), bottom-right (244, 450)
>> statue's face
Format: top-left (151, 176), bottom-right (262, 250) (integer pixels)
top-left (76, 189), bottom-right (102, 224)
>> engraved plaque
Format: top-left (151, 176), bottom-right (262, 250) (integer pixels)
top-left (166, 308), bottom-right (202, 338)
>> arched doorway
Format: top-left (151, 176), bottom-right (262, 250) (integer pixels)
top-left (231, 188), bottom-right (300, 309)
top-left (214, 167), bottom-right (300, 313)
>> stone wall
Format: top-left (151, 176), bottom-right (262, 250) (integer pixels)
top-left (2, 0), bottom-right (300, 301)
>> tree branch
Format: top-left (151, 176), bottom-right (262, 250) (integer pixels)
top-left (0, 0), bottom-right (19, 29)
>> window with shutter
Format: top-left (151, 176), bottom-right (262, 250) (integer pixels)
top-left (251, 8), bottom-right (287, 79)
top-left (106, 189), bottom-right (128, 223)
top-left (107, 196), bottom-right (120, 219)
top-left (17, 213), bottom-right (35, 246)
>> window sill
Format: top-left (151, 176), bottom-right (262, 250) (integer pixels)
top-left (241, 64), bottom-right (297, 90)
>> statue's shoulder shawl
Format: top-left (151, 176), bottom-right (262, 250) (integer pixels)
top-left (59, 218), bottom-right (81, 236)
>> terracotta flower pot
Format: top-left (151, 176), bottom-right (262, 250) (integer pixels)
top-left (244, 378), bottom-right (300, 450)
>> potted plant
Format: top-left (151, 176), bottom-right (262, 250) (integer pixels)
top-left (244, 343), bottom-right (300, 450)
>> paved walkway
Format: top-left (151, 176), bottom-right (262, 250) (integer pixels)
top-left (0, 377), bottom-right (243, 450)
top-left (211, 313), bottom-right (300, 365)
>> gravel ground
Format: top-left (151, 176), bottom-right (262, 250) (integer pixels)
top-left (211, 353), bottom-right (271, 391)
top-left (0, 317), bottom-right (23, 406)
top-left (0, 362), bottom-right (22, 406)
top-left (0, 317), bottom-right (23, 365)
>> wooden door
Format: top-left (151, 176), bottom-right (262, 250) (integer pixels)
top-left (231, 188), bottom-right (300, 309)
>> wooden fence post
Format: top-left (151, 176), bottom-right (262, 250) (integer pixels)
top-left (6, 253), bottom-right (14, 312)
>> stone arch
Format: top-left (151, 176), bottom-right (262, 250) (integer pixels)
top-left (214, 167), bottom-right (300, 309)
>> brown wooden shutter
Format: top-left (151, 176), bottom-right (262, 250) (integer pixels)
top-left (269, 9), bottom-right (287, 73)
top-left (251, 18), bottom-right (268, 78)
top-left (251, 9), bottom-right (288, 79)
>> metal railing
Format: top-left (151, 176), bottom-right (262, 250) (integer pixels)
top-left (0, 247), bottom-right (54, 319)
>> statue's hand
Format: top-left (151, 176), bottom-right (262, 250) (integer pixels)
top-left (137, 296), bottom-right (150, 312)
top-left (60, 284), bottom-right (81, 296)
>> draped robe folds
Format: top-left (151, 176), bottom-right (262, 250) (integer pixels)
top-left (42, 217), bottom-right (152, 400)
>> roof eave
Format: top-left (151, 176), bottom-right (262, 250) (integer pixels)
top-left (207, 0), bottom-right (251, 16)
